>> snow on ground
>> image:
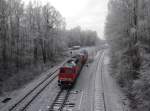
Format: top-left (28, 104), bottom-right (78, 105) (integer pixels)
top-left (25, 78), bottom-right (59, 111)
top-left (94, 52), bottom-right (105, 111)
top-left (102, 51), bottom-right (130, 111)
top-left (0, 47), bottom-right (95, 111)
top-left (73, 48), bottom-right (100, 111)
top-left (73, 49), bottom-right (130, 111)
top-left (0, 58), bottom-right (69, 110)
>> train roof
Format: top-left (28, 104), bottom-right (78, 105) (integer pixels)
top-left (63, 59), bottom-right (76, 68)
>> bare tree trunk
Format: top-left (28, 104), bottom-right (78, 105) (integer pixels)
top-left (15, 16), bottom-right (20, 70)
top-left (34, 39), bottom-right (38, 65)
top-left (0, 0), bottom-right (8, 70)
top-left (40, 39), bottom-right (47, 64)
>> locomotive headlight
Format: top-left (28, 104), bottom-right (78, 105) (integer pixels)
top-left (68, 78), bottom-right (73, 81)
top-left (60, 78), bottom-right (73, 81)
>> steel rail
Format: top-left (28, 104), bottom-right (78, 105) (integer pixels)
top-left (99, 51), bottom-right (107, 111)
top-left (49, 89), bottom-right (70, 111)
top-left (93, 50), bottom-right (106, 111)
top-left (20, 74), bottom-right (58, 111)
top-left (9, 60), bottom-right (68, 111)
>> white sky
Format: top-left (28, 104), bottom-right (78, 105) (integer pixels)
top-left (23, 0), bottom-right (109, 38)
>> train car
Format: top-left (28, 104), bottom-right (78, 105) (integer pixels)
top-left (58, 51), bottom-right (88, 87)
top-left (80, 49), bottom-right (88, 64)
top-left (58, 55), bottom-right (82, 87)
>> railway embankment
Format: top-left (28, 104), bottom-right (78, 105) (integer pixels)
top-left (0, 55), bottom-right (68, 109)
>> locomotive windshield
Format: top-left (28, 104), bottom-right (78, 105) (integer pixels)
top-left (60, 68), bottom-right (73, 74)
top-left (65, 60), bottom-right (76, 67)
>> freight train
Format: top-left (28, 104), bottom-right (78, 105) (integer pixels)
top-left (58, 50), bottom-right (88, 87)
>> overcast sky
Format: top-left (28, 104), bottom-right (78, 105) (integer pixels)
top-left (23, 0), bottom-right (108, 38)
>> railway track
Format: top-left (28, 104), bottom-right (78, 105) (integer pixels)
top-left (100, 52), bottom-right (107, 111)
top-left (49, 89), bottom-right (70, 111)
top-left (7, 62), bottom-right (69, 111)
top-left (94, 51), bottom-right (107, 111)
top-left (2, 50), bottom-right (106, 111)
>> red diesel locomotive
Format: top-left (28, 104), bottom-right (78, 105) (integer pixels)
top-left (58, 50), bottom-right (88, 87)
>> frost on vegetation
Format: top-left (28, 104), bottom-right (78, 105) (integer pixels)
top-left (105, 0), bottom-right (150, 110)
top-left (0, 0), bottom-right (100, 94)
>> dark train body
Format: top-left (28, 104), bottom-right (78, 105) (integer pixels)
top-left (58, 50), bottom-right (88, 87)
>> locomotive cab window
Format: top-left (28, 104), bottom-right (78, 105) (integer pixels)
top-left (60, 68), bottom-right (73, 74)
top-left (65, 69), bottom-right (73, 74)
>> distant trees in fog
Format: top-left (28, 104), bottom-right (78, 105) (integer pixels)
top-left (64, 26), bottom-right (98, 47)
top-left (105, 0), bottom-right (150, 110)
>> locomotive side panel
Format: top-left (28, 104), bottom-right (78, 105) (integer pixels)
top-left (58, 51), bottom-right (88, 87)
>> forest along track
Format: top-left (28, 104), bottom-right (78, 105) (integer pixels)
top-left (8, 61), bottom-right (69, 111)
top-left (49, 89), bottom-right (70, 111)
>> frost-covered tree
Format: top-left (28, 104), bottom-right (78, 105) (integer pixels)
top-left (0, 0), bottom-right (99, 94)
top-left (0, 0), bottom-right (9, 70)
top-left (105, 0), bottom-right (140, 87)
top-left (66, 26), bottom-right (98, 47)
top-left (0, 0), bottom-right (66, 92)
top-left (106, 0), bottom-right (150, 110)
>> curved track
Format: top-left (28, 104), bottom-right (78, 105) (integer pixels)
top-left (7, 50), bottom-right (107, 111)
top-left (8, 66), bottom-right (63, 111)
